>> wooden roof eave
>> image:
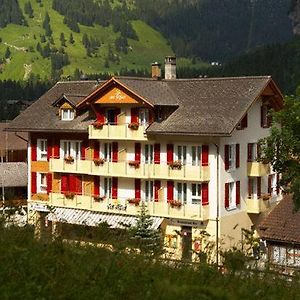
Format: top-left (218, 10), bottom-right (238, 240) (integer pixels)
top-left (76, 77), bottom-right (155, 109)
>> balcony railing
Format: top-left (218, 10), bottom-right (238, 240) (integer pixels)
top-left (49, 193), bottom-right (210, 221)
top-left (246, 195), bottom-right (271, 214)
top-left (247, 162), bottom-right (270, 177)
top-left (49, 158), bottom-right (210, 181)
top-left (88, 122), bottom-right (148, 141)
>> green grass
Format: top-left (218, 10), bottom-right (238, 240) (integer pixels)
top-left (0, 0), bottom-right (186, 81)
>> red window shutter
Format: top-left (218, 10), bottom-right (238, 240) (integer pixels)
top-left (75, 176), bottom-right (82, 194)
top-left (61, 174), bottom-right (68, 193)
top-left (276, 173), bottom-right (280, 194)
top-left (47, 173), bottom-right (52, 194)
top-left (247, 143), bottom-right (252, 162)
top-left (47, 139), bottom-right (52, 161)
top-left (112, 142), bottom-right (118, 162)
top-left (167, 181), bottom-right (174, 202)
top-left (31, 172), bottom-right (37, 194)
top-left (167, 144), bottom-right (174, 164)
top-left (236, 181), bottom-right (240, 206)
top-left (202, 145), bottom-right (209, 166)
top-left (241, 114), bottom-right (248, 129)
top-left (202, 183), bottom-right (209, 206)
top-left (31, 137), bottom-right (37, 161)
top-left (154, 144), bottom-right (160, 164)
top-left (114, 108), bottom-right (121, 124)
top-left (248, 178), bottom-right (252, 197)
top-left (96, 107), bottom-right (105, 123)
top-left (268, 175), bottom-right (272, 194)
top-left (81, 140), bottom-right (87, 160)
top-left (94, 176), bottom-right (100, 196)
top-left (236, 144), bottom-right (240, 168)
top-left (135, 143), bottom-right (141, 163)
top-left (131, 108), bottom-right (139, 123)
top-left (93, 141), bottom-right (100, 160)
top-left (154, 180), bottom-right (161, 202)
top-left (53, 140), bottom-right (60, 159)
top-left (257, 177), bottom-right (261, 198)
top-left (135, 179), bottom-right (141, 200)
top-left (224, 145), bottom-right (229, 170)
top-left (112, 177), bottom-right (118, 199)
top-left (225, 183), bottom-right (229, 209)
top-left (69, 175), bottom-right (76, 193)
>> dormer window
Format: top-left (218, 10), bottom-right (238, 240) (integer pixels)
top-left (61, 108), bottom-right (75, 121)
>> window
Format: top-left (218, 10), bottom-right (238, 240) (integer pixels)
top-left (228, 182), bottom-right (235, 208)
top-left (191, 146), bottom-right (201, 166)
top-left (175, 145), bottom-right (187, 165)
top-left (228, 145), bottom-right (235, 169)
top-left (261, 105), bottom-right (272, 128)
top-left (102, 143), bottom-right (112, 162)
top-left (37, 139), bottom-right (47, 160)
top-left (144, 144), bottom-right (154, 164)
top-left (103, 178), bottom-right (112, 198)
top-left (191, 183), bottom-right (201, 204)
top-left (37, 173), bottom-right (47, 193)
top-left (176, 182), bottom-right (187, 204)
top-left (139, 108), bottom-right (149, 125)
top-left (248, 143), bottom-right (260, 162)
top-left (61, 108), bottom-right (75, 121)
top-left (145, 181), bottom-right (154, 201)
top-left (248, 177), bottom-right (261, 199)
top-left (268, 174), bottom-right (277, 196)
top-left (61, 140), bottom-right (81, 160)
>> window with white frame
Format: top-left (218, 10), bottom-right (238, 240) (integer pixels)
top-left (228, 182), bottom-right (235, 209)
top-left (175, 145), bottom-right (187, 165)
top-left (145, 180), bottom-right (154, 201)
top-left (191, 183), bottom-right (201, 204)
top-left (191, 146), bottom-right (201, 166)
top-left (61, 108), bottom-right (75, 121)
top-left (144, 144), bottom-right (154, 164)
top-left (37, 173), bottom-right (47, 193)
top-left (37, 139), bottom-right (47, 160)
top-left (271, 174), bottom-right (276, 196)
top-left (102, 143), bottom-right (112, 162)
top-left (61, 140), bottom-right (81, 159)
top-left (103, 178), bottom-right (112, 198)
top-left (139, 108), bottom-right (149, 125)
top-left (228, 145), bottom-right (235, 169)
top-left (176, 182), bottom-right (187, 204)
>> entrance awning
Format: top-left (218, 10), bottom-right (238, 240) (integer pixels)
top-left (47, 207), bottom-right (163, 230)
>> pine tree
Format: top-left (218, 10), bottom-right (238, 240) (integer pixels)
top-left (60, 33), bottom-right (66, 47)
top-left (129, 202), bottom-right (163, 256)
top-left (43, 12), bottom-right (52, 36)
top-left (24, 2), bottom-right (34, 18)
top-left (5, 47), bottom-right (11, 59)
top-left (69, 33), bottom-right (74, 44)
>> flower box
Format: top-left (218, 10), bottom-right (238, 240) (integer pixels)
top-left (128, 122), bottom-right (139, 130)
top-left (128, 160), bottom-right (140, 169)
top-left (92, 121), bottom-right (105, 129)
top-left (93, 158), bottom-right (105, 166)
top-left (169, 160), bottom-right (182, 170)
top-left (64, 156), bottom-right (74, 164)
top-left (64, 192), bottom-right (75, 199)
top-left (127, 198), bottom-right (141, 206)
top-left (262, 193), bottom-right (271, 201)
top-left (169, 200), bottom-right (182, 208)
top-left (94, 195), bottom-right (106, 202)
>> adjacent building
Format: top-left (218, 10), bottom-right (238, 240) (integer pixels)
top-left (7, 57), bottom-right (283, 259)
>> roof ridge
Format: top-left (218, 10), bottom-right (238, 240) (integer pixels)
top-left (57, 80), bottom-right (99, 84)
top-left (164, 75), bottom-right (272, 82)
top-left (115, 76), bottom-right (158, 81)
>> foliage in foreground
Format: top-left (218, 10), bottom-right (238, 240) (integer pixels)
top-left (1, 224), bottom-right (300, 300)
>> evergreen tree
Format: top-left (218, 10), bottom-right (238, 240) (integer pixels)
top-left (129, 202), bottom-right (163, 256)
top-left (69, 33), bottom-right (74, 44)
top-left (24, 2), bottom-right (34, 18)
top-left (5, 47), bottom-right (11, 59)
top-left (40, 35), bottom-right (46, 43)
top-left (82, 33), bottom-right (90, 48)
top-left (43, 12), bottom-right (52, 36)
top-left (36, 42), bottom-right (42, 54)
top-left (60, 33), bottom-right (66, 47)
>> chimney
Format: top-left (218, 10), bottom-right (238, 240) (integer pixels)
top-left (151, 62), bottom-right (161, 79)
top-left (164, 56), bottom-right (176, 80)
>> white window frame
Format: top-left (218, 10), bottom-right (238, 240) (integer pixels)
top-left (37, 172), bottom-right (47, 194)
top-left (191, 183), bottom-right (201, 204)
top-left (139, 108), bottom-right (149, 125)
top-left (61, 108), bottom-right (75, 121)
top-left (228, 182), bottom-right (236, 209)
top-left (191, 146), bottom-right (201, 166)
top-left (175, 182), bottom-right (187, 204)
top-left (60, 140), bottom-right (82, 160)
top-left (271, 174), bottom-right (276, 196)
top-left (144, 180), bottom-right (154, 201)
top-left (175, 145), bottom-right (187, 165)
top-left (103, 177), bottom-right (112, 198)
top-left (144, 144), bottom-right (154, 164)
top-left (102, 143), bottom-right (112, 162)
top-left (37, 139), bottom-right (47, 161)
top-left (228, 144), bottom-right (236, 170)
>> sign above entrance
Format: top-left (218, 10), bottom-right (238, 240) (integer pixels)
top-left (95, 87), bottom-right (139, 105)
top-left (169, 218), bottom-right (205, 228)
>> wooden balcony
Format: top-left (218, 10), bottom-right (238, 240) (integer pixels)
top-left (247, 162), bottom-right (270, 177)
top-left (88, 123), bottom-right (148, 141)
top-left (49, 193), bottom-right (210, 221)
top-left (50, 158), bottom-right (210, 182)
top-left (246, 196), bottom-right (271, 214)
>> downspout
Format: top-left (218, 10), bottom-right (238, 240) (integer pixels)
top-left (214, 143), bottom-right (220, 268)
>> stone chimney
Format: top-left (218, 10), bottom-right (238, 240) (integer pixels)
top-left (164, 56), bottom-right (176, 80)
top-left (151, 62), bottom-right (161, 79)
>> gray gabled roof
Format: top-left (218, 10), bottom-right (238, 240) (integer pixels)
top-left (6, 76), bottom-right (282, 136)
